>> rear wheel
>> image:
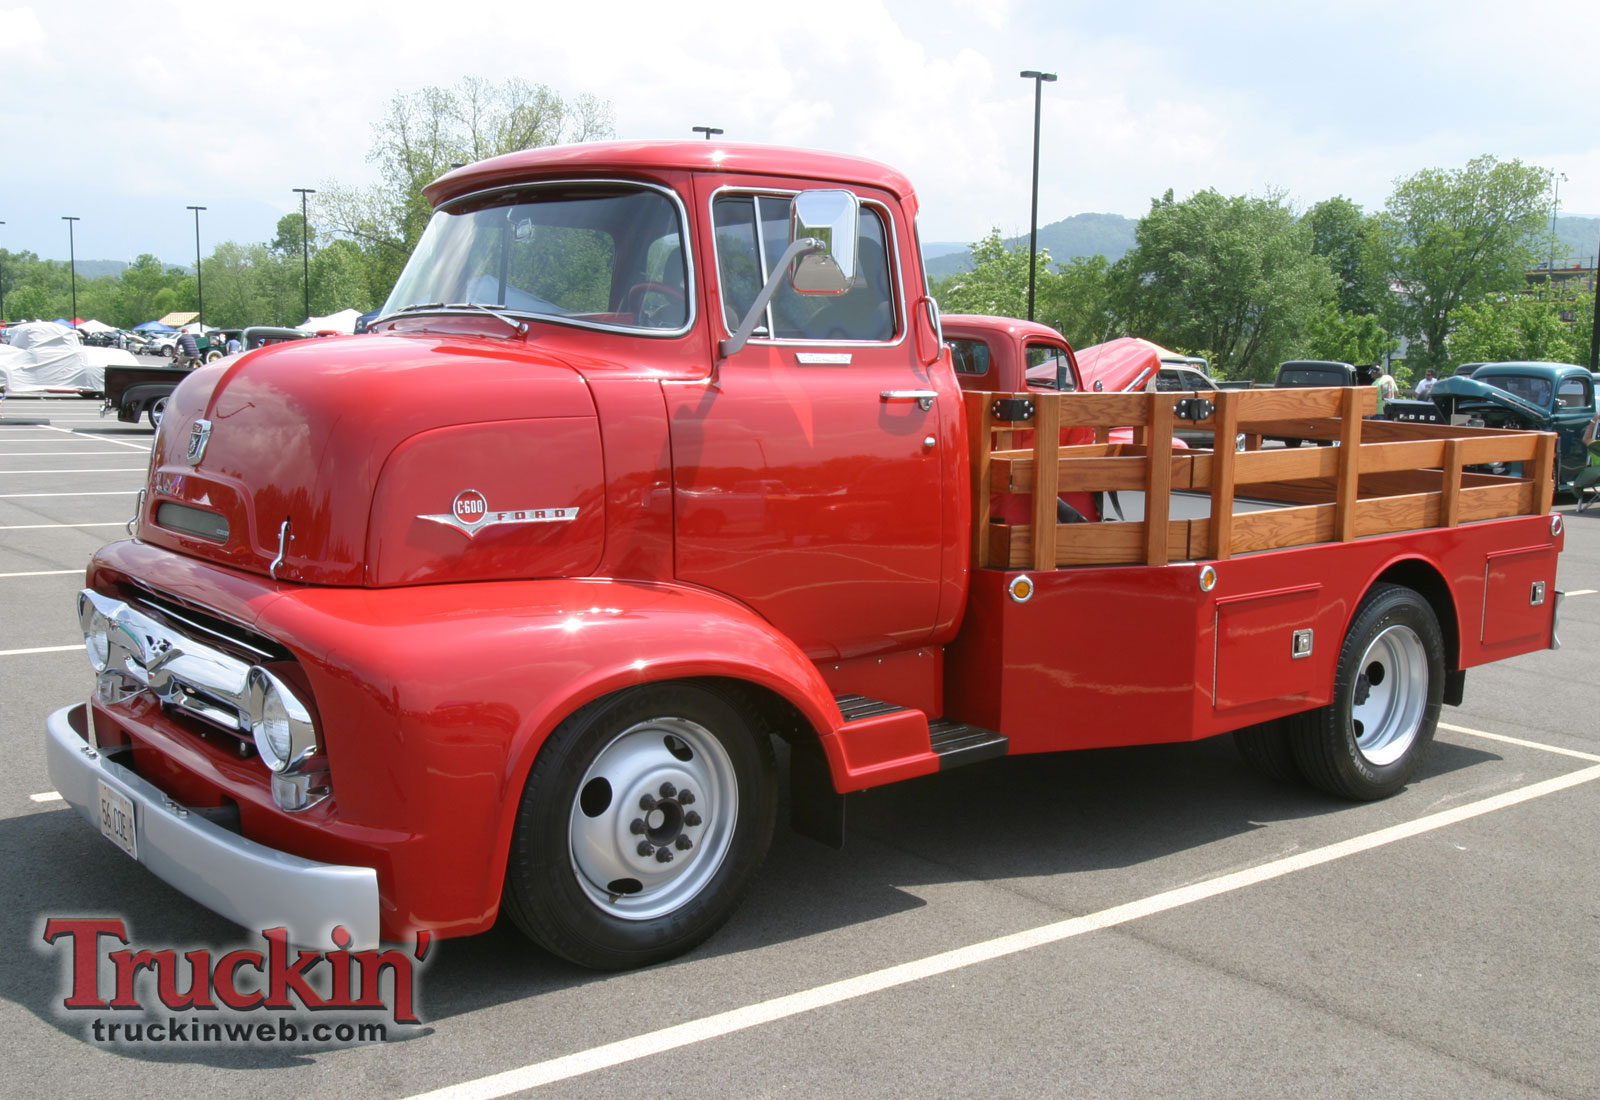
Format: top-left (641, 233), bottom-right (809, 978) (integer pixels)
top-left (1233, 719), bottom-right (1302, 784)
top-left (1288, 584), bottom-right (1444, 800)
top-left (146, 396), bottom-right (167, 429)
top-left (503, 683), bottom-right (776, 970)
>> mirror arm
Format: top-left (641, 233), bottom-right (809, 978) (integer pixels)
top-left (719, 237), bottom-right (824, 359)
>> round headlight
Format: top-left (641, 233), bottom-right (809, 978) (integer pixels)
top-left (247, 667), bottom-right (316, 773)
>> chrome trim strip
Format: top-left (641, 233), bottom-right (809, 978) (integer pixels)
top-left (47, 705), bottom-right (379, 949)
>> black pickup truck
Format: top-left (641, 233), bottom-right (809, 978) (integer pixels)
top-left (100, 363), bottom-right (194, 428)
top-left (1268, 360), bottom-right (1360, 446)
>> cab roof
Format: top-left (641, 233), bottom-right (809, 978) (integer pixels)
top-left (424, 140), bottom-right (918, 208)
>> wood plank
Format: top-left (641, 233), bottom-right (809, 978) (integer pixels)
top-left (967, 392), bottom-right (995, 569)
top-left (1233, 446), bottom-right (1341, 484)
top-left (1534, 433), bottom-right (1556, 515)
top-left (1353, 492), bottom-right (1437, 536)
top-left (1144, 395), bottom-right (1173, 566)
top-left (1031, 395), bottom-right (1061, 571)
top-left (1335, 389), bottom-right (1362, 542)
top-left (1460, 483), bottom-right (1537, 521)
top-left (1210, 390), bottom-right (1239, 560)
top-left (1441, 439), bottom-right (1462, 528)
top-left (1229, 504), bottom-right (1336, 553)
top-left (1357, 439), bottom-right (1447, 475)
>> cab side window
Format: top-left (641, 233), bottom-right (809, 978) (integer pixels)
top-left (713, 193), bottom-right (896, 342)
top-left (949, 338), bottom-right (991, 376)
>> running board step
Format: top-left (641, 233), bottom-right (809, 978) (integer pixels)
top-left (928, 718), bottom-right (1009, 769)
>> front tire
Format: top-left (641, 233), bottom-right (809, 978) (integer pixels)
top-left (1288, 584), bottom-right (1444, 800)
top-left (503, 683), bottom-right (777, 969)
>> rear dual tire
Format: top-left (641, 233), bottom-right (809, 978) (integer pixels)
top-left (1235, 584), bottom-right (1444, 801)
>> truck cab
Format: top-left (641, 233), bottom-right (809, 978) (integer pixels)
top-left (1430, 361), bottom-right (1597, 492)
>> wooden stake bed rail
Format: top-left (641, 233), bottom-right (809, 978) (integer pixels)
top-left (965, 387), bottom-right (1556, 571)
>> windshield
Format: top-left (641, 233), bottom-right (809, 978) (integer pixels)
top-left (383, 183), bottom-right (690, 334)
top-left (1483, 374), bottom-right (1553, 409)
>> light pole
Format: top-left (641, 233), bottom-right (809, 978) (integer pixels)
top-left (1549, 172), bottom-right (1567, 287)
top-left (0, 220), bottom-right (6, 322)
top-left (293, 188), bottom-right (315, 323)
top-left (692, 126), bottom-right (723, 140)
top-left (187, 205), bottom-right (206, 327)
top-left (1020, 70), bottom-right (1056, 322)
top-left (62, 216), bottom-right (80, 328)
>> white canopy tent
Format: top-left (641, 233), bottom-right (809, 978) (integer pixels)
top-left (300, 309), bottom-right (362, 334)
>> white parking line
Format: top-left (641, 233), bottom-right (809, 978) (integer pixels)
top-left (43, 426), bottom-right (153, 452)
top-left (0, 570), bottom-right (80, 578)
top-left (403, 754), bottom-right (1600, 1100)
top-left (0, 645), bottom-right (80, 656)
top-left (1439, 722), bottom-right (1600, 763)
top-left (0, 522), bottom-right (125, 531)
top-left (0, 469), bottom-right (147, 475)
top-left (29, 792), bottom-right (62, 803)
top-left (0, 451), bottom-right (149, 457)
top-left (1565, 589), bottom-right (1597, 597)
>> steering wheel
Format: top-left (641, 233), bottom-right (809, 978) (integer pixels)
top-left (621, 281), bottom-right (687, 327)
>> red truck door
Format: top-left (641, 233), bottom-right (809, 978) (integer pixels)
top-left (664, 185), bottom-right (950, 659)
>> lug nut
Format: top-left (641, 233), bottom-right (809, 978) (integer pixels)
top-left (637, 841), bottom-right (654, 856)
top-left (659, 782), bottom-right (677, 799)
top-left (639, 793), bottom-right (657, 811)
top-left (675, 835), bottom-right (693, 850)
top-left (684, 811), bottom-right (702, 827)
top-left (629, 818), bottom-right (646, 835)
top-left (655, 848), bottom-right (674, 863)
top-left (678, 789), bottom-right (695, 805)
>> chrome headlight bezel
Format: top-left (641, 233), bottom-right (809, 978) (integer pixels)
top-left (80, 600), bottom-right (112, 673)
top-left (246, 667), bottom-right (318, 774)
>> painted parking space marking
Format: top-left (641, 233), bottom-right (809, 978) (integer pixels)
top-left (403, 746), bottom-right (1600, 1100)
top-left (1439, 722), bottom-right (1600, 763)
top-left (0, 570), bottom-right (81, 578)
top-left (0, 645), bottom-right (80, 657)
top-left (0, 491), bottom-right (140, 498)
top-left (29, 792), bottom-right (62, 803)
top-left (1564, 588), bottom-right (1597, 597)
top-left (42, 426), bottom-right (154, 452)
top-left (0, 469), bottom-right (147, 475)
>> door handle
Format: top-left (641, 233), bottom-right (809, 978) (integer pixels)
top-left (881, 390), bottom-right (938, 411)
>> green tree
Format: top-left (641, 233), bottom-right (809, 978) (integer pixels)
top-left (1300, 303), bottom-right (1397, 366)
top-left (319, 77), bottom-right (614, 302)
top-left (933, 229), bottom-right (1034, 318)
top-left (1305, 196), bottom-right (1386, 317)
top-left (1115, 188), bottom-right (1336, 380)
top-left (1447, 289), bottom-right (1592, 365)
top-left (1035, 254), bottom-right (1121, 349)
top-left (1379, 155), bottom-right (1553, 370)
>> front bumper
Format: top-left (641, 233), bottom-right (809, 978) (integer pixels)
top-left (46, 703), bottom-right (380, 948)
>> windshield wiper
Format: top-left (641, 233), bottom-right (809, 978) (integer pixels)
top-left (394, 301), bottom-right (529, 335)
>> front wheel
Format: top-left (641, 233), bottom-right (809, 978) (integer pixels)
top-left (503, 683), bottom-right (776, 969)
top-left (1288, 584), bottom-right (1444, 800)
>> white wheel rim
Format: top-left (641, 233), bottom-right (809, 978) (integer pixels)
top-left (1350, 624), bottom-right (1428, 767)
top-left (569, 717), bottom-right (738, 920)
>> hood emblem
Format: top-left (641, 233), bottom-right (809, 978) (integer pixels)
top-left (186, 419), bottom-right (213, 466)
top-left (419, 489), bottom-right (579, 538)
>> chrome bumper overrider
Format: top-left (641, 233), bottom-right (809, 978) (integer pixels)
top-left (46, 704), bottom-right (379, 948)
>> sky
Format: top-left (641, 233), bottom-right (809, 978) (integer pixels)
top-left (5, 0), bottom-right (1599, 266)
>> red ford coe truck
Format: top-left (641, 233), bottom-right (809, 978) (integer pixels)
top-left (47, 140), bottom-right (1566, 970)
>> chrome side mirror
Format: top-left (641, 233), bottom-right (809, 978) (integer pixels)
top-left (789, 189), bottom-right (858, 294)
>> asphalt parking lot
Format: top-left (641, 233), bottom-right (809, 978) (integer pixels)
top-left (2, 393), bottom-right (1597, 1100)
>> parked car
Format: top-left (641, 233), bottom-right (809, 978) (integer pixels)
top-left (1428, 361), bottom-right (1598, 495)
top-left (1154, 364), bottom-right (1246, 450)
top-left (1268, 360), bottom-right (1360, 446)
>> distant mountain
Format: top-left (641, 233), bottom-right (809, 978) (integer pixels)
top-left (926, 213), bottom-right (1138, 279)
top-left (1549, 216), bottom-right (1599, 265)
top-left (76, 260), bottom-right (131, 280)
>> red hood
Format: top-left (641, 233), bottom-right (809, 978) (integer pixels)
top-left (141, 332), bottom-right (606, 586)
top-left (1072, 337), bottom-right (1164, 393)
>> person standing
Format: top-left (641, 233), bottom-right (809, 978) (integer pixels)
top-left (1414, 368), bottom-right (1437, 398)
top-left (1371, 364), bottom-right (1398, 416)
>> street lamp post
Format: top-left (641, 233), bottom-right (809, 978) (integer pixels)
top-left (1549, 172), bottom-right (1567, 287)
top-left (0, 220), bottom-right (6, 322)
top-left (187, 205), bottom-right (206, 327)
top-left (62, 216), bottom-right (80, 328)
top-left (692, 126), bottom-right (723, 140)
top-left (293, 188), bottom-right (316, 324)
top-left (1020, 70), bottom-right (1056, 322)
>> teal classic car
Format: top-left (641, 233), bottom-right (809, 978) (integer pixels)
top-left (1429, 361), bottom-right (1598, 495)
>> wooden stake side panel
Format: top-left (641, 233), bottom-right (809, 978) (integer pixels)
top-left (965, 388), bottom-right (1554, 570)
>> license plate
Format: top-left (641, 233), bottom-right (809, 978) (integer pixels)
top-left (97, 780), bottom-right (138, 860)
